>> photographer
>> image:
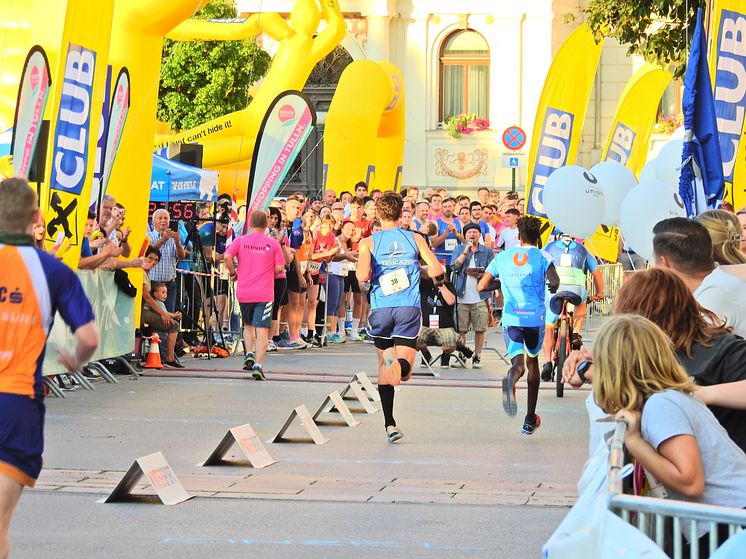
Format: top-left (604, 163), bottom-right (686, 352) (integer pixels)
top-left (200, 209), bottom-right (231, 335)
top-left (451, 223), bottom-right (494, 368)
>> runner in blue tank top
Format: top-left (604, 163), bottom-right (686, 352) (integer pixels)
top-left (478, 216), bottom-right (559, 436)
top-left (357, 192), bottom-right (444, 443)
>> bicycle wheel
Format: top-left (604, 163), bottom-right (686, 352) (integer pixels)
top-left (555, 319), bottom-right (567, 398)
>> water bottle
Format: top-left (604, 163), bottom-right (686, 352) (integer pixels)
top-left (345, 308), bottom-right (353, 331)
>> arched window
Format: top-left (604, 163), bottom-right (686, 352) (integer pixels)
top-left (439, 29), bottom-right (490, 122)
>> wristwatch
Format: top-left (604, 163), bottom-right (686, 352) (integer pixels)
top-left (577, 360), bottom-right (592, 384)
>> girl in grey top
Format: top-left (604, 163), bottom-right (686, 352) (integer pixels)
top-left (592, 315), bottom-right (746, 545)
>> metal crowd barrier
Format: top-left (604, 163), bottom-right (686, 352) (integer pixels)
top-left (608, 421), bottom-right (746, 558)
top-left (585, 263), bottom-right (624, 332)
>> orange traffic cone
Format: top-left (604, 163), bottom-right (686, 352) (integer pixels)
top-left (143, 333), bottom-right (163, 369)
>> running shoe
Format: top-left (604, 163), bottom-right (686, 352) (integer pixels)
top-left (347, 330), bottom-right (362, 342)
top-left (291, 337), bottom-right (308, 349)
top-left (501, 374), bottom-right (517, 417)
top-left (310, 335), bottom-right (323, 348)
top-left (521, 414), bottom-right (541, 435)
top-left (472, 354), bottom-right (482, 369)
top-left (541, 362), bottom-right (553, 382)
top-left (386, 425), bottom-right (403, 443)
top-left (267, 340), bottom-right (278, 352)
top-left (380, 347), bottom-right (401, 386)
top-left (251, 364), bottom-right (266, 381)
top-left (276, 338), bottom-right (296, 350)
top-left (280, 330), bottom-right (290, 342)
top-left (328, 333), bottom-right (346, 344)
top-left (243, 352), bottom-right (255, 371)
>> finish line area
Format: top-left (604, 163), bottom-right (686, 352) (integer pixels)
top-left (14, 343), bottom-right (591, 559)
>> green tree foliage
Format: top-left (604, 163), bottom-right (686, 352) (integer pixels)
top-left (583, 0), bottom-right (707, 78)
top-left (157, 0), bottom-right (271, 131)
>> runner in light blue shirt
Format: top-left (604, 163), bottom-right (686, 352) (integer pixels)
top-left (478, 216), bottom-right (559, 435)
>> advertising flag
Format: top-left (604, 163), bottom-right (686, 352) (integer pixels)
top-left (524, 25), bottom-right (603, 221)
top-left (523, 25), bottom-right (617, 258)
top-left (43, 0), bottom-right (115, 269)
top-left (601, 64), bottom-right (672, 176)
top-left (11, 46), bottom-right (52, 178)
top-left (245, 90), bottom-right (315, 230)
top-left (680, 8), bottom-right (724, 217)
top-left (90, 64), bottom-right (112, 209)
top-left (100, 67), bottom-right (130, 200)
top-left (588, 64), bottom-right (673, 261)
top-left (709, 0), bottom-right (746, 210)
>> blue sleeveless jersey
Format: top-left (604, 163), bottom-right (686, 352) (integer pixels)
top-left (370, 228), bottom-right (421, 309)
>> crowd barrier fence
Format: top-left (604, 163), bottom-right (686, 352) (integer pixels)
top-left (608, 421), bottom-right (746, 558)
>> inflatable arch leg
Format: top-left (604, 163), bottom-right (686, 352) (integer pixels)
top-left (323, 60), bottom-right (405, 194)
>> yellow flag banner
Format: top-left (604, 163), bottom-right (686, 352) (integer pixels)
top-left (709, 0), bottom-right (746, 211)
top-left (524, 25), bottom-right (606, 253)
top-left (601, 64), bottom-right (672, 176)
top-left (587, 64), bottom-right (672, 262)
top-left (43, 0), bottom-right (115, 269)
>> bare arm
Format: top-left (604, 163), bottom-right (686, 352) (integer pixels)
top-left (430, 229), bottom-right (450, 248)
top-left (696, 381), bottom-right (746, 409)
top-left (57, 321), bottom-right (99, 372)
top-left (414, 234), bottom-right (445, 277)
top-left (616, 409), bottom-right (705, 499)
top-left (355, 237), bottom-right (373, 283)
top-left (477, 271), bottom-right (495, 292)
top-left (590, 268), bottom-right (604, 300)
top-left (439, 284), bottom-right (456, 306)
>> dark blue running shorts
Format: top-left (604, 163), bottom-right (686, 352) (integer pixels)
top-left (0, 393), bottom-right (45, 487)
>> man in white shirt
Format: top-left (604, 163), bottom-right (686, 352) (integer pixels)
top-left (496, 209), bottom-right (520, 251)
top-left (653, 218), bottom-right (746, 338)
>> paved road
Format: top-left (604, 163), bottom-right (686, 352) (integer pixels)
top-left (12, 332), bottom-right (595, 558)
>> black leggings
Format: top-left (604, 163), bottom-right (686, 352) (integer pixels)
top-left (272, 277), bottom-right (287, 320)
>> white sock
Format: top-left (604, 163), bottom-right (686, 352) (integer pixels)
top-left (301, 326), bottom-right (308, 336)
top-left (352, 318), bottom-right (360, 330)
top-left (337, 321), bottom-right (345, 334)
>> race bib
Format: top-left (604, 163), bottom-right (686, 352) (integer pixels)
top-left (560, 253), bottom-right (573, 268)
top-left (445, 238), bottom-right (457, 252)
top-left (429, 314), bottom-right (440, 329)
top-left (348, 261), bottom-right (357, 271)
top-left (380, 268), bottom-right (410, 296)
top-left (308, 261), bottom-right (322, 274)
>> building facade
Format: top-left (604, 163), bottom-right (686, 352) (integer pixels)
top-left (237, 0), bottom-right (640, 195)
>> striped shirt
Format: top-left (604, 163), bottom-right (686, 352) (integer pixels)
top-left (147, 230), bottom-right (178, 282)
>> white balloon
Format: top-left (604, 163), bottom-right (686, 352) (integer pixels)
top-left (590, 161), bottom-right (638, 227)
top-left (543, 165), bottom-right (605, 239)
top-left (655, 139), bottom-right (685, 191)
top-left (619, 180), bottom-right (687, 261)
top-left (639, 158), bottom-right (658, 183)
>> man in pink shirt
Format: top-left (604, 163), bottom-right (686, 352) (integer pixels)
top-left (225, 210), bottom-right (285, 379)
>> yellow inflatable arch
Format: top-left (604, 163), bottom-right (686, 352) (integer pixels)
top-left (323, 60), bottom-right (405, 194)
top-left (155, 0), bottom-right (346, 197)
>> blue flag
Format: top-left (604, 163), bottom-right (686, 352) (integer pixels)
top-left (679, 8), bottom-right (724, 217)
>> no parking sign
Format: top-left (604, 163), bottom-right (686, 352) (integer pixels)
top-left (502, 125), bottom-right (526, 151)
